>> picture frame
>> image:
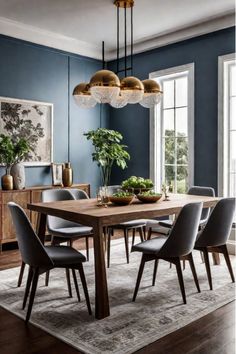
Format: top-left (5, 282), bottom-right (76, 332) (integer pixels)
top-left (51, 163), bottom-right (64, 186)
top-left (0, 96), bottom-right (53, 166)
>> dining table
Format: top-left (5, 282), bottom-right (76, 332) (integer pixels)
top-left (27, 193), bottom-right (220, 320)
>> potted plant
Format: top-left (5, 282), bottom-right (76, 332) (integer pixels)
top-left (84, 128), bottom-right (130, 187)
top-left (0, 134), bottom-right (30, 190)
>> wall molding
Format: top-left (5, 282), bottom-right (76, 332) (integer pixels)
top-left (0, 12), bottom-right (234, 60)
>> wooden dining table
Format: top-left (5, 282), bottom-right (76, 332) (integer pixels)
top-left (27, 193), bottom-right (219, 320)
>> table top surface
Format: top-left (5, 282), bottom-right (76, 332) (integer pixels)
top-left (27, 194), bottom-right (220, 226)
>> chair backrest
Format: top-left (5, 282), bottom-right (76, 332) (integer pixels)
top-left (42, 189), bottom-right (77, 230)
top-left (68, 188), bottom-right (89, 200)
top-left (158, 202), bottom-right (202, 257)
top-left (188, 186), bottom-right (215, 222)
top-left (196, 198), bottom-right (235, 247)
top-left (8, 202), bottom-right (53, 269)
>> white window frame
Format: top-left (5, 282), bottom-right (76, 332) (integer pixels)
top-left (150, 63), bottom-right (195, 192)
top-left (218, 53), bottom-right (236, 197)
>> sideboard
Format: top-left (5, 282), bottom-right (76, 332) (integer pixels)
top-left (0, 184), bottom-right (90, 250)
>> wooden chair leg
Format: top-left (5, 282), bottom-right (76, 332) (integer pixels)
top-left (202, 248), bottom-right (213, 290)
top-left (124, 229), bottom-right (129, 264)
top-left (65, 268), bottom-right (72, 297)
top-left (221, 245), bottom-right (235, 283)
top-left (188, 253), bottom-right (201, 293)
top-left (138, 227), bottom-right (144, 242)
top-left (45, 271), bottom-right (50, 287)
top-left (71, 268), bottom-right (81, 302)
top-left (132, 228), bottom-right (136, 246)
top-left (78, 264), bottom-right (92, 315)
top-left (132, 255), bottom-right (146, 302)
top-left (147, 227), bottom-right (152, 240)
top-left (17, 261), bottom-right (26, 287)
top-left (22, 266), bottom-right (34, 310)
top-left (107, 230), bottom-right (111, 268)
top-left (175, 258), bottom-right (187, 304)
top-left (85, 237), bottom-right (89, 261)
top-left (26, 268), bottom-right (39, 323)
top-left (183, 260), bottom-right (186, 270)
top-left (152, 259), bottom-right (159, 286)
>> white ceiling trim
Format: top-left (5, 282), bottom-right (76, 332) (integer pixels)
top-left (0, 13), bottom-right (234, 61)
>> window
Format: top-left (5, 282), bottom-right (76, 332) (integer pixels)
top-left (150, 63), bottom-right (194, 193)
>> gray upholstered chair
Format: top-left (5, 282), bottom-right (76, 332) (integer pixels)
top-left (146, 186), bottom-right (215, 240)
top-left (132, 202), bottom-right (202, 304)
top-left (194, 198), bottom-right (235, 290)
top-left (106, 185), bottom-right (146, 267)
top-left (8, 202), bottom-right (91, 323)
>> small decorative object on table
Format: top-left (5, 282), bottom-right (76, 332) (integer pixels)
top-left (137, 191), bottom-right (162, 203)
top-left (109, 191), bottom-right (135, 206)
top-left (97, 186), bottom-right (110, 206)
top-left (62, 162), bottom-right (73, 187)
top-left (162, 183), bottom-right (170, 201)
top-left (121, 176), bottom-right (154, 195)
top-left (51, 163), bottom-right (64, 186)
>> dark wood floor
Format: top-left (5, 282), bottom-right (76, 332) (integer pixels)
top-left (0, 238), bottom-right (235, 354)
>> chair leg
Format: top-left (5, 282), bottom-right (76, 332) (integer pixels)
top-left (143, 226), bottom-right (147, 240)
top-left (221, 245), bottom-right (235, 283)
top-left (78, 264), bottom-right (92, 315)
top-left (147, 227), bottom-right (152, 240)
top-left (22, 266), bottom-right (34, 310)
top-left (152, 259), bottom-right (159, 286)
top-left (182, 260), bottom-right (186, 270)
top-left (202, 248), bottom-right (213, 290)
top-left (45, 271), bottom-right (50, 287)
top-left (65, 268), bottom-right (73, 297)
top-left (124, 229), bottom-right (129, 264)
top-left (17, 261), bottom-right (26, 287)
top-left (85, 237), bottom-right (89, 261)
top-left (132, 228), bottom-right (136, 247)
top-left (71, 268), bottom-right (81, 302)
top-left (132, 255), bottom-right (146, 302)
top-left (187, 253), bottom-right (201, 293)
top-left (26, 268), bottom-right (39, 323)
top-left (175, 258), bottom-right (187, 304)
top-left (138, 227), bottom-right (144, 242)
top-left (107, 229), bottom-right (111, 268)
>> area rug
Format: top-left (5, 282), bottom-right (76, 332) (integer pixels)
top-left (0, 238), bottom-right (235, 354)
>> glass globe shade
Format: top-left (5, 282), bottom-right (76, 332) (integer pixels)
top-left (90, 70), bottom-right (120, 103)
top-left (140, 79), bottom-right (162, 108)
top-left (120, 76), bottom-right (144, 104)
top-left (110, 93), bottom-right (128, 108)
top-left (72, 83), bottom-right (96, 109)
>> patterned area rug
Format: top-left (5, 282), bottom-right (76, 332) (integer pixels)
top-left (0, 239), bottom-right (235, 354)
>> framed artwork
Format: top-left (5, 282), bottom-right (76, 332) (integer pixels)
top-left (0, 96), bottom-right (53, 166)
top-left (51, 163), bottom-right (64, 186)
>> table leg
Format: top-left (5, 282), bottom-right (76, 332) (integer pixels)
top-left (212, 252), bottom-right (221, 265)
top-left (93, 222), bottom-right (110, 319)
top-left (36, 213), bottom-right (47, 244)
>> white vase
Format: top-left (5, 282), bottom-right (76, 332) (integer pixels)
top-left (11, 163), bottom-right (25, 190)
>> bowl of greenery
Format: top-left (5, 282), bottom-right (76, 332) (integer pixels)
top-left (137, 190), bottom-right (162, 203)
top-left (109, 191), bottom-right (135, 206)
top-left (122, 176), bottom-right (154, 194)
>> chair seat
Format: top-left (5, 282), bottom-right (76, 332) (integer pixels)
top-left (49, 225), bottom-right (93, 237)
top-left (113, 219), bottom-right (147, 228)
top-left (159, 219), bottom-right (173, 228)
top-left (131, 236), bottom-right (167, 254)
top-left (45, 245), bottom-right (86, 266)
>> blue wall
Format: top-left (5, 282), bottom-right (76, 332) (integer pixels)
top-left (0, 35), bottom-right (106, 195)
top-left (108, 27), bottom-right (235, 193)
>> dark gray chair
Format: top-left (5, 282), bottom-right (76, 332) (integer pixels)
top-left (194, 198), bottom-right (235, 290)
top-left (8, 202), bottom-right (92, 323)
top-left (131, 202), bottom-right (202, 304)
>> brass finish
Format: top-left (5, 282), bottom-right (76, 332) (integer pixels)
top-left (62, 163), bottom-right (73, 187)
top-left (90, 70), bottom-right (120, 88)
top-left (120, 76), bottom-right (144, 91)
top-left (142, 79), bottom-right (163, 94)
top-left (114, 0), bottom-right (134, 8)
top-left (73, 83), bottom-right (91, 96)
top-left (1, 174), bottom-right (13, 190)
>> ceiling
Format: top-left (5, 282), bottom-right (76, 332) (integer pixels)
top-left (0, 0), bottom-right (234, 59)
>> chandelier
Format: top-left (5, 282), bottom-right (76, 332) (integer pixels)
top-left (73, 0), bottom-right (162, 109)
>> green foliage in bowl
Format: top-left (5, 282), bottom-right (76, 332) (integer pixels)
top-left (138, 191), bottom-right (162, 197)
top-left (122, 176), bottom-right (154, 189)
top-left (112, 191), bottom-right (134, 197)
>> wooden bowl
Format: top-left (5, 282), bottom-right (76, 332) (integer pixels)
top-left (122, 187), bottom-right (153, 195)
top-left (109, 195), bottom-right (134, 206)
top-left (137, 194), bottom-right (162, 203)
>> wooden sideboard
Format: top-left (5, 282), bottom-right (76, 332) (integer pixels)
top-left (0, 184), bottom-right (90, 250)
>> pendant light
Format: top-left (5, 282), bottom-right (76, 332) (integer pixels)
top-left (73, 83), bottom-right (97, 108)
top-left (120, 76), bottom-right (144, 104)
top-left (139, 80), bottom-right (163, 108)
top-left (110, 92), bottom-right (128, 108)
top-left (89, 69), bottom-right (120, 104)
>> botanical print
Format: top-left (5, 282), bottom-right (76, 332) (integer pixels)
top-left (0, 97), bottom-right (53, 165)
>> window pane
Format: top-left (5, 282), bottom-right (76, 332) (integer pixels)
top-left (163, 80), bottom-right (174, 108)
top-left (230, 97), bottom-right (236, 130)
top-left (164, 138), bottom-right (175, 164)
top-left (165, 165), bottom-right (175, 188)
top-left (230, 131), bottom-right (236, 172)
top-left (229, 173), bottom-right (236, 197)
top-left (177, 137), bottom-right (188, 164)
top-left (230, 65), bottom-right (236, 96)
top-left (177, 166), bottom-right (188, 193)
top-left (176, 107), bottom-right (188, 137)
top-left (163, 109), bottom-right (174, 136)
top-left (175, 77), bottom-right (188, 107)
